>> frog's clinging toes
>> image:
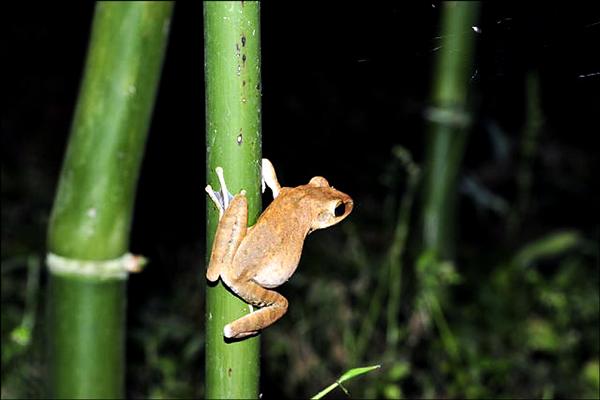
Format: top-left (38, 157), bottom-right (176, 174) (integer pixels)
top-left (205, 158), bottom-right (353, 339)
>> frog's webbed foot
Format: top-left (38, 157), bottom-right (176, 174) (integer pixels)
top-left (206, 166), bottom-right (246, 219)
top-left (261, 158), bottom-right (281, 199)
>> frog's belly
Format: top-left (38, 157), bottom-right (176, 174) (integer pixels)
top-left (252, 259), bottom-right (298, 288)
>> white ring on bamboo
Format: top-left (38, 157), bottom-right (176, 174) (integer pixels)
top-left (46, 252), bottom-right (146, 280)
top-left (424, 106), bottom-right (471, 128)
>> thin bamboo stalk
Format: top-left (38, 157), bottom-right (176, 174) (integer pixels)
top-left (46, 3), bottom-right (173, 398)
top-left (422, 1), bottom-right (480, 259)
top-left (203, 2), bottom-right (262, 398)
top-left (415, 0), bottom-right (480, 364)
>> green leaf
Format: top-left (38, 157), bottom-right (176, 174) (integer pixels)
top-left (514, 230), bottom-right (581, 267)
top-left (311, 365), bottom-right (381, 399)
top-left (582, 359), bottom-right (600, 391)
top-left (526, 318), bottom-right (559, 352)
top-left (383, 383), bottom-right (402, 399)
top-left (10, 326), bottom-right (31, 346)
top-left (387, 361), bottom-right (411, 381)
top-left (338, 364), bottom-right (382, 384)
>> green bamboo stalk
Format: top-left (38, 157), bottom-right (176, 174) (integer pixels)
top-left (46, 3), bottom-right (173, 398)
top-left (204, 2), bottom-right (262, 398)
top-left (413, 1), bottom-right (480, 364)
top-left (422, 1), bottom-right (480, 259)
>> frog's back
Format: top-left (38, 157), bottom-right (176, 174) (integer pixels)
top-left (231, 188), bottom-right (313, 286)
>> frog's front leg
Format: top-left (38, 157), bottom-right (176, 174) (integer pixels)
top-left (205, 166), bottom-right (248, 282)
top-left (206, 166), bottom-right (238, 219)
top-left (261, 158), bottom-right (281, 199)
top-left (221, 279), bottom-right (288, 339)
top-left (206, 194), bottom-right (248, 282)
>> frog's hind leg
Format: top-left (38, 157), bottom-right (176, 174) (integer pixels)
top-left (223, 280), bottom-right (288, 339)
top-left (206, 194), bottom-right (248, 282)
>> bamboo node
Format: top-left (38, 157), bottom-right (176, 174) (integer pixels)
top-left (46, 252), bottom-right (147, 280)
top-left (424, 105), bottom-right (471, 128)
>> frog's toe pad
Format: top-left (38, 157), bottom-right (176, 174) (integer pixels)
top-left (224, 324), bottom-right (257, 339)
top-left (224, 324), bottom-right (234, 338)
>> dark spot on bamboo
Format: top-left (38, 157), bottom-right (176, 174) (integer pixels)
top-left (241, 35), bottom-right (246, 47)
top-left (242, 80), bottom-right (246, 86)
top-left (242, 54), bottom-right (246, 64)
top-left (228, 367), bottom-right (232, 377)
top-left (256, 82), bottom-right (261, 91)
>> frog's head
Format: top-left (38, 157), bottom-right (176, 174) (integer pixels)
top-left (306, 176), bottom-right (354, 231)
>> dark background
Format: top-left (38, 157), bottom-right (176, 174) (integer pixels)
top-left (3, 2), bottom-right (599, 398)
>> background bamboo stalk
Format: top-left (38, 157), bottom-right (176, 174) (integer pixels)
top-left (203, 2), bottom-right (262, 398)
top-left (413, 0), bottom-right (480, 363)
top-left (46, 3), bottom-right (173, 398)
top-left (422, 1), bottom-right (480, 260)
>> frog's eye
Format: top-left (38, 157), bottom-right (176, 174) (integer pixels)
top-left (334, 198), bottom-right (354, 218)
top-left (334, 202), bottom-right (347, 217)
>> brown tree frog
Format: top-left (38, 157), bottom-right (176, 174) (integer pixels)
top-left (205, 159), bottom-right (353, 339)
